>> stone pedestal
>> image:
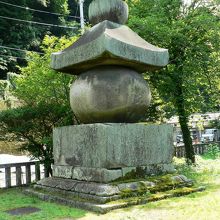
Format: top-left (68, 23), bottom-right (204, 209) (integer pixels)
top-left (52, 123), bottom-right (174, 183)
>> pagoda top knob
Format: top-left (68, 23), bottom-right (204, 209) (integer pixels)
top-left (89, 0), bottom-right (129, 26)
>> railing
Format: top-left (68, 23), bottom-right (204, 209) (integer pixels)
top-left (174, 142), bottom-right (220, 158)
top-left (0, 161), bottom-right (45, 188)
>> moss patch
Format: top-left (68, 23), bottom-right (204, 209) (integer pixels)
top-left (117, 173), bottom-right (192, 198)
top-left (112, 167), bottom-right (146, 184)
top-left (109, 186), bottom-right (204, 206)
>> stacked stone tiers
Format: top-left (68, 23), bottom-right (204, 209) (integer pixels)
top-left (25, 175), bottom-right (201, 213)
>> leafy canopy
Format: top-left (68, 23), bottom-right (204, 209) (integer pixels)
top-left (0, 35), bottom-right (78, 173)
top-left (128, 0), bottom-right (220, 162)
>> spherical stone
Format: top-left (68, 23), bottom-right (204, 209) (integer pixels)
top-left (70, 66), bottom-right (151, 124)
top-left (89, 0), bottom-right (129, 26)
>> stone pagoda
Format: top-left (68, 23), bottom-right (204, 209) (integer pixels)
top-left (26, 0), bottom-right (196, 213)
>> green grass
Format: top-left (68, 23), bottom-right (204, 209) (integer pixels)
top-left (0, 188), bottom-right (86, 220)
top-left (135, 155), bottom-right (220, 220)
top-left (0, 155), bottom-right (220, 220)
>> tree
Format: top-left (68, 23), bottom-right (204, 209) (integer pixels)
top-left (128, 0), bottom-right (220, 163)
top-left (0, 35), bottom-right (78, 174)
top-left (0, 0), bottom-right (80, 79)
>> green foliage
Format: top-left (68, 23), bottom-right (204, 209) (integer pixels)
top-left (0, 0), bottom-right (80, 78)
top-left (0, 80), bottom-right (7, 90)
top-left (129, 0), bottom-right (220, 116)
top-left (0, 35), bottom-right (78, 174)
top-left (128, 0), bottom-right (220, 162)
top-left (209, 119), bottom-right (220, 129)
top-left (0, 57), bottom-right (8, 71)
top-left (0, 0), bottom-right (38, 75)
top-left (13, 35), bottom-right (77, 106)
top-left (0, 80), bottom-right (8, 99)
top-left (0, 104), bottom-right (72, 171)
top-left (203, 144), bottom-right (220, 159)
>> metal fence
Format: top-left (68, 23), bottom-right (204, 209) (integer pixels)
top-left (0, 161), bottom-right (46, 188)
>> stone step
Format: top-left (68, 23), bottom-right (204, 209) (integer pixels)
top-left (24, 175), bottom-right (205, 213)
top-left (24, 185), bottom-right (205, 214)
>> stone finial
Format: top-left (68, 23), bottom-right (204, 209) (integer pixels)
top-left (89, 0), bottom-right (128, 25)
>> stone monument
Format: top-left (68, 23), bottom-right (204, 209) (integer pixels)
top-left (51, 0), bottom-right (173, 182)
top-left (26, 0), bottom-right (199, 213)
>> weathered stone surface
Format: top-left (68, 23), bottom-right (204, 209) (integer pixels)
top-left (171, 175), bottom-right (193, 184)
top-left (51, 164), bottom-right (176, 183)
top-left (162, 164), bottom-right (176, 173)
top-left (118, 182), bottom-right (140, 191)
top-left (144, 163), bottom-right (175, 175)
top-left (121, 167), bottom-right (136, 177)
top-left (72, 167), bottom-right (122, 183)
top-left (51, 21), bottom-right (169, 74)
top-left (89, 0), bottom-right (129, 25)
top-left (37, 177), bottom-right (60, 187)
top-left (70, 66), bottom-right (151, 123)
top-left (55, 179), bottom-right (79, 191)
top-left (52, 165), bottom-right (73, 179)
top-left (53, 124), bottom-right (174, 169)
top-left (73, 182), bottom-right (120, 196)
top-left (140, 181), bottom-right (156, 187)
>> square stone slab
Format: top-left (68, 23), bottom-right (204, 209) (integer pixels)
top-left (5, 207), bottom-right (41, 216)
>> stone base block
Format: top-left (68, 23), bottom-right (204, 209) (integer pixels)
top-left (53, 123), bottom-right (174, 182)
top-left (52, 164), bottom-right (175, 183)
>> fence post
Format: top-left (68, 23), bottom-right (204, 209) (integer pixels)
top-left (35, 163), bottom-right (41, 181)
top-left (44, 167), bottom-right (49, 178)
top-left (16, 166), bottom-right (22, 186)
top-left (5, 167), bottom-right (11, 188)
top-left (26, 164), bottom-right (31, 185)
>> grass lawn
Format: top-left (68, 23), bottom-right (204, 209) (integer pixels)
top-left (0, 154), bottom-right (220, 220)
top-left (80, 155), bottom-right (220, 220)
top-left (0, 188), bottom-right (86, 220)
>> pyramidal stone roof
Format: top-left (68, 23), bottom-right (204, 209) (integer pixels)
top-left (51, 21), bottom-right (169, 75)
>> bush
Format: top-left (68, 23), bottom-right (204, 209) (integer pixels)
top-left (0, 35), bottom-right (79, 175)
top-left (203, 144), bottom-right (220, 160)
top-left (0, 103), bottom-right (73, 174)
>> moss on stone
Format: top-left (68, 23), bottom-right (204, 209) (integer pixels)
top-left (115, 173), bottom-right (194, 199)
top-left (32, 186), bottom-right (97, 204)
top-left (112, 167), bottom-right (146, 184)
top-left (108, 186), bottom-right (204, 206)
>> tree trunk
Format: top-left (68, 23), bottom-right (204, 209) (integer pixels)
top-left (44, 162), bottom-right (52, 177)
top-left (179, 114), bottom-right (195, 163)
top-left (175, 81), bottom-right (195, 164)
